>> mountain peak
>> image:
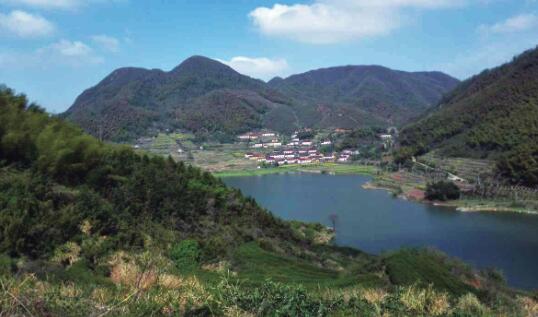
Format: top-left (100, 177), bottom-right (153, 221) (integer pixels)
top-left (170, 55), bottom-right (237, 76)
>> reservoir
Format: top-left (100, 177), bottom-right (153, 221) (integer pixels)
top-left (224, 173), bottom-right (538, 290)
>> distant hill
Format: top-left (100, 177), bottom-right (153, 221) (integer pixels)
top-left (64, 56), bottom-right (295, 141)
top-left (268, 66), bottom-right (459, 127)
top-left (64, 56), bottom-right (458, 141)
top-left (399, 46), bottom-right (538, 186)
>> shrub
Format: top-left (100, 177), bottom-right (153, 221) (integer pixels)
top-left (455, 293), bottom-right (487, 316)
top-left (216, 278), bottom-right (326, 316)
top-left (425, 181), bottom-right (461, 201)
top-left (0, 254), bottom-right (14, 276)
top-left (170, 240), bottom-right (201, 271)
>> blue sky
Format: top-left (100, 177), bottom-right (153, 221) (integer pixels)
top-left (0, 0), bottom-right (537, 113)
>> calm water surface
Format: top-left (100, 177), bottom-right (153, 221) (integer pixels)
top-left (224, 173), bottom-right (538, 290)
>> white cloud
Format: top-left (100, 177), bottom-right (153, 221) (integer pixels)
top-left (217, 56), bottom-right (290, 80)
top-left (249, 0), bottom-right (464, 44)
top-left (478, 14), bottom-right (538, 35)
top-left (91, 34), bottom-right (120, 52)
top-left (0, 10), bottom-right (54, 37)
top-left (37, 39), bottom-right (103, 65)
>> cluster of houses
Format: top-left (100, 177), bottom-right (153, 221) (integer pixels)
top-left (237, 131), bottom-right (283, 148)
top-left (245, 148), bottom-right (359, 166)
top-left (240, 129), bottom-right (360, 166)
top-left (245, 148), bottom-right (329, 165)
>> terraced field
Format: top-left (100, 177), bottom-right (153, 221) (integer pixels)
top-left (419, 153), bottom-right (495, 182)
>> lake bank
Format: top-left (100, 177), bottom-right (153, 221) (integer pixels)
top-left (362, 173), bottom-right (538, 215)
top-left (214, 163), bottom-right (379, 178)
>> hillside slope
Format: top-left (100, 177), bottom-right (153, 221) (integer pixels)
top-left (64, 57), bottom-right (458, 141)
top-left (1, 86), bottom-right (534, 316)
top-left (269, 65), bottom-right (460, 127)
top-left (399, 47), bottom-right (538, 186)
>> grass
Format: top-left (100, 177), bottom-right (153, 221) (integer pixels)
top-left (384, 249), bottom-right (475, 297)
top-left (214, 163), bottom-right (379, 178)
top-left (232, 242), bottom-right (359, 289)
top-left (2, 245), bottom-right (536, 316)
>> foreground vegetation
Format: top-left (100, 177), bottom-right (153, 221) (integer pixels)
top-left (1, 87), bottom-right (537, 315)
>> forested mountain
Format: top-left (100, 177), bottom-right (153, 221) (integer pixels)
top-left (398, 46), bottom-right (538, 186)
top-left (64, 56), bottom-right (458, 141)
top-left (2, 86), bottom-right (533, 316)
top-left (64, 56), bottom-right (295, 141)
top-left (268, 66), bottom-right (459, 126)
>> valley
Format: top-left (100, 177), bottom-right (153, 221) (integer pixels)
top-left (1, 41), bottom-right (538, 317)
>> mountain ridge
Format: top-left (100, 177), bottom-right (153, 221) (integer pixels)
top-left (64, 56), bottom-right (459, 141)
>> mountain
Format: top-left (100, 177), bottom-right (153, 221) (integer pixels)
top-left (268, 65), bottom-right (460, 127)
top-left (64, 56), bottom-right (458, 141)
top-left (399, 46), bottom-right (538, 186)
top-left (1, 85), bottom-right (532, 316)
top-left (64, 56), bottom-right (295, 141)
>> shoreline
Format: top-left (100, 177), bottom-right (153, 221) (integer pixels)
top-left (213, 163), bottom-right (378, 178)
top-left (362, 181), bottom-right (538, 215)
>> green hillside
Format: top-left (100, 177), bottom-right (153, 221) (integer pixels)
top-left (1, 87), bottom-right (535, 316)
top-left (64, 57), bottom-right (458, 142)
top-left (269, 66), bottom-right (459, 126)
top-left (398, 47), bottom-right (538, 186)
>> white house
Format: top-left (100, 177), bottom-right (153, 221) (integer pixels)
top-left (338, 155), bottom-right (350, 162)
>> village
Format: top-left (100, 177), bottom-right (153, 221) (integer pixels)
top-left (131, 126), bottom-right (397, 173)
top-left (238, 130), bottom-right (362, 166)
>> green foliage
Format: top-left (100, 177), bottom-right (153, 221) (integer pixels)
top-left (231, 242), bottom-right (359, 289)
top-left (170, 240), bottom-right (201, 271)
top-left (0, 87), bottom-right (294, 261)
top-left (0, 254), bottom-right (14, 276)
top-left (384, 249), bottom-right (475, 297)
top-left (216, 278), bottom-right (327, 316)
top-left (425, 181), bottom-right (461, 201)
top-left (497, 143), bottom-right (538, 187)
top-left (399, 46), bottom-right (538, 186)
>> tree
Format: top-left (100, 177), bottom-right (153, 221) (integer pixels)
top-left (425, 181), bottom-right (461, 201)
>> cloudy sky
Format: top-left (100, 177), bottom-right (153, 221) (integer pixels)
top-left (0, 0), bottom-right (537, 113)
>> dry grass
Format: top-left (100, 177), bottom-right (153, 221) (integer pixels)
top-left (202, 260), bottom-right (231, 273)
top-left (519, 296), bottom-right (538, 317)
top-left (456, 293), bottom-right (487, 315)
top-left (110, 260), bottom-right (158, 290)
top-left (51, 241), bottom-right (81, 266)
top-left (362, 288), bottom-right (388, 305)
top-left (400, 284), bottom-right (450, 316)
top-left (224, 305), bottom-right (256, 317)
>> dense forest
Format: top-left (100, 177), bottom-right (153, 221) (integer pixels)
top-left (0, 86), bottom-right (296, 261)
top-left (1, 87), bottom-right (536, 316)
top-left (398, 47), bottom-right (538, 186)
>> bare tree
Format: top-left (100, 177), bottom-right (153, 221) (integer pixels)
top-left (329, 213), bottom-right (338, 232)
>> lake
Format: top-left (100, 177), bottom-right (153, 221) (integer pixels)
top-left (224, 173), bottom-right (538, 290)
